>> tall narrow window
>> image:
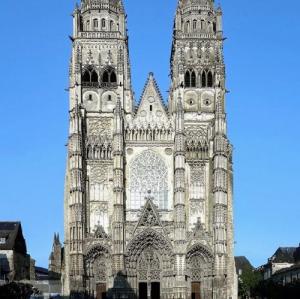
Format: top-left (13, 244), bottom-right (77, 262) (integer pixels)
top-left (82, 67), bottom-right (98, 87)
top-left (201, 72), bottom-right (207, 87)
top-left (79, 17), bottom-right (83, 31)
top-left (102, 71), bottom-right (109, 83)
top-left (193, 20), bottom-right (197, 31)
top-left (93, 19), bottom-right (98, 30)
top-left (201, 20), bottom-right (205, 31)
top-left (185, 21), bottom-right (190, 33)
top-left (207, 71), bottom-right (213, 87)
top-left (86, 20), bottom-right (90, 31)
top-left (91, 70), bottom-right (98, 83)
top-left (101, 67), bottom-right (117, 87)
top-left (101, 18), bottom-right (106, 29)
top-left (110, 71), bottom-right (117, 83)
top-left (82, 70), bottom-right (91, 83)
top-left (191, 71), bottom-right (196, 87)
top-left (110, 20), bottom-right (114, 31)
top-left (213, 22), bottom-right (217, 33)
top-left (185, 71), bottom-right (191, 87)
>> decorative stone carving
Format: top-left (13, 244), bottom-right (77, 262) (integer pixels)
top-left (129, 150), bottom-right (168, 210)
top-left (87, 118), bottom-right (113, 137)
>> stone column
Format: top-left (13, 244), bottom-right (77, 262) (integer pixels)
top-left (173, 96), bottom-right (187, 298)
top-left (112, 98), bottom-right (125, 275)
top-left (212, 90), bottom-right (229, 299)
top-left (68, 100), bottom-right (85, 294)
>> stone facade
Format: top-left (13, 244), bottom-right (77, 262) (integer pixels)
top-left (63, 0), bottom-right (236, 298)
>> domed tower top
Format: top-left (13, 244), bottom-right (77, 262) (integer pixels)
top-left (73, 0), bottom-right (126, 38)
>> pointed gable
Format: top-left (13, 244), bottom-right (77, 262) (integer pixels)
top-left (135, 73), bottom-right (169, 124)
top-left (135, 196), bottom-right (163, 231)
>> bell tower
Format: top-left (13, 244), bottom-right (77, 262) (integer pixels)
top-left (64, 0), bottom-right (132, 295)
top-left (170, 0), bottom-right (224, 114)
top-left (170, 1), bottom-right (236, 298)
top-left (70, 0), bottom-right (133, 114)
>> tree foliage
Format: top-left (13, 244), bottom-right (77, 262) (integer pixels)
top-left (0, 282), bottom-right (33, 299)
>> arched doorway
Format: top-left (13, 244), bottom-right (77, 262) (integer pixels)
top-left (137, 248), bottom-right (161, 299)
top-left (187, 244), bottom-right (214, 299)
top-left (85, 245), bottom-right (111, 299)
top-left (126, 229), bottom-right (173, 299)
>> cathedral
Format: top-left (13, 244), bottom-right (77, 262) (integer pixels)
top-left (61, 0), bottom-right (237, 298)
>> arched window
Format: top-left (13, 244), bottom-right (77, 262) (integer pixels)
top-left (101, 18), bottom-right (106, 29)
top-left (201, 71), bottom-right (207, 87)
top-left (191, 71), bottom-right (196, 87)
top-left (91, 70), bottom-right (98, 83)
top-left (102, 71), bottom-right (109, 83)
top-left (79, 17), bottom-right (83, 31)
top-left (82, 70), bottom-right (91, 83)
top-left (185, 71), bottom-right (191, 88)
top-left (110, 20), bottom-right (114, 31)
top-left (213, 22), bottom-right (217, 33)
top-left (201, 20), bottom-right (205, 30)
top-left (101, 68), bottom-right (117, 87)
top-left (207, 71), bottom-right (213, 87)
top-left (193, 20), bottom-right (197, 31)
top-left (185, 21), bottom-right (190, 33)
top-left (93, 19), bottom-right (98, 30)
top-left (110, 71), bottom-right (117, 83)
top-left (82, 67), bottom-right (98, 87)
top-left (86, 20), bottom-right (90, 31)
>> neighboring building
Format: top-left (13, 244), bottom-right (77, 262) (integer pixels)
top-left (235, 256), bottom-right (254, 277)
top-left (62, 0), bottom-right (236, 298)
top-left (35, 267), bottom-right (49, 281)
top-left (262, 247), bottom-right (297, 280)
top-left (259, 244), bottom-right (300, 285)
top-left (0, 222), bottom-right (32, 281)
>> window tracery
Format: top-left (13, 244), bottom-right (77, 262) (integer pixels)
top-left (129, 151), bottom-right (168, 210)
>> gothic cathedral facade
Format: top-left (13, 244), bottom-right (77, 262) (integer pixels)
top-left (63, 0), bottom-right (236, 298)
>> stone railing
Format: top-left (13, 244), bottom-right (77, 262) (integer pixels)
top-left (78, 31), bottom-right (122, 39)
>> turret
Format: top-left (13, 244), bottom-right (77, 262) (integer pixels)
top-left (112, 98), bottom-right (125, 274)
top-left (173, 96), bottom-right (187, 298)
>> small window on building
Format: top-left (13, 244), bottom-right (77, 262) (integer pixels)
top-left (213, 22), bottom-right (217, 33)
top-left (110, 20), bottom-right (114, 31)
top-left (207, 71), bottom-right (213, 87)
top-left (93, 19), bottom-right (98, 30)
top-left (101, 18), bottom-right (106, 29)
top-left (86, 20), bottom-right (90, 31)
top-left (88, 94), bottom-right (93, 101)
top-left (184, 71), bottom-right (191, 88)
top-left (150, 105), bottom-right (153, 112)
top-left (193, 20), bottom-right (197, 31)
top-left (191, 71), bottom-right (196, 87)
top-left (108, 95), bottom-right (112, 101)
top-left (0, 238), bottom-right (6, 244)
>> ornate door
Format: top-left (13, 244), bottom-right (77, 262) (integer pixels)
top-left (192, 282), bottom-right (201, 299)
top-left (96, 283), bottom-right (107, 299)
top-left (137, 248), bottom-right (161, 299)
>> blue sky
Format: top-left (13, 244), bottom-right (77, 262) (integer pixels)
top-left (0, 0), bottom-right (299, 268)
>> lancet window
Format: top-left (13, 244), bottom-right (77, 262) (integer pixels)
top-left (185, 70), bottom-right (196, 88)
top-left (201, 70), bottom-right (214, 88)
top-left (82, 66), bottom-right (99, 87)
top-left (101, 67), bottom-right (117, 88)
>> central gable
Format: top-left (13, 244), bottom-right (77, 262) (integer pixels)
top-left (135, 73), bottom-right (169, 124)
